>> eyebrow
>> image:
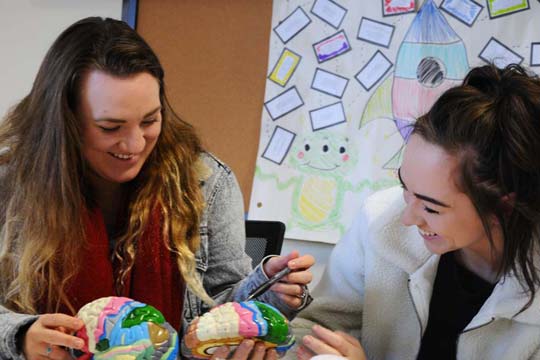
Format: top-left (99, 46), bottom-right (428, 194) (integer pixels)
top-left (397, 168), bottom-right (450, 208)
top-left (95, 105), bottom-right (162, 123)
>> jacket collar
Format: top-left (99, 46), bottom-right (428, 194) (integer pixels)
top-left (367, 187), bottom-right (432, 274)
top-left (469, 272), bottom-right (540, 328)
top-left (367, 187), bottom-right (540, 328)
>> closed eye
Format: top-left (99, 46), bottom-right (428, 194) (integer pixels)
top-left (423, 206), bottom-right (439, 214)
top-left (99, 126), bottom-right (121, 132)
top-left (141, 118), bottom-right (158, 127)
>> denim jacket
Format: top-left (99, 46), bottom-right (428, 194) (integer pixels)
top-left (183, 153), bottom-right (297, 325)
top-left (0, 152), bottom-right (298, 359)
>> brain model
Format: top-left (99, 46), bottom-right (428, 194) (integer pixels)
top-left (182, 300), bottom-right (295, 359)
top-left (70, 297), bottom-right (178, 360)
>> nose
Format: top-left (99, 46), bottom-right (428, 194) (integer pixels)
top-left (400, 190), bottom-right (424, 227)
top-left (118, 127), bottom-right (145, 154)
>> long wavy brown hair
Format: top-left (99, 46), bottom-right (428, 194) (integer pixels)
top-left (0, 17), bottom-right (213, 314)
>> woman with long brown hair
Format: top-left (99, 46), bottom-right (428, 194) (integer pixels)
top-left (0, 17), bottom-right (314, 359)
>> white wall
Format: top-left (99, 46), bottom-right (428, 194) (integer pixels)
top-left (0, 0), bottom-right (122, 118)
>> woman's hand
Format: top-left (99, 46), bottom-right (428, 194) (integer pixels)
top-left (22, 313), bottom-right (85, 360)
top-left (263, 250), bottom-right (315, 308)
top-left (210, 339), bottom-right (278, 360)
top-left (297, 325), bottom-right (366, 360)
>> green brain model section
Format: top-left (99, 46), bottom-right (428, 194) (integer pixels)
top-left (122, 304), bottom-right (165, 328)
top-left (253, 301), bottom-right (289, 344)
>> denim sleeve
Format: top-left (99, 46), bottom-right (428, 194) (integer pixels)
top-left (0, 304), bottom-right (38, 359)
top-left (202, 163), bottom-right (252, 302)
top-left (203, 163), bottom-right (301, 320)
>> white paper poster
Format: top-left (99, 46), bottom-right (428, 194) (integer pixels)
top-left (250, 0), bottom-right (540, 243)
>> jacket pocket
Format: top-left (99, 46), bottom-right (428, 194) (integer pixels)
top-left (195, 225), bottom-right (208, 272)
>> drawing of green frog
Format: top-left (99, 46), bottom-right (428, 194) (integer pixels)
top-left (256, 131), bottom-right (396, 235)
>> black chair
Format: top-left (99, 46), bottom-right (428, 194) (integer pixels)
top-left (244, 220), bottom-right (286, 268)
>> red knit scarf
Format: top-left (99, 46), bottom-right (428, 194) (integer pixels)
top-left (61, 207), bottom-right (184, 330)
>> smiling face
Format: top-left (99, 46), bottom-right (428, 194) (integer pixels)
top-left (78, 70), bottom-right (162, 187)
top-left (399, 134), bottom-right (501, 259)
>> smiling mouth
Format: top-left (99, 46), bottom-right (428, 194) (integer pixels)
top-left (300, 161), bottom-right (339, 171)
top-left (109, 152), bottom-right (134, 160)
top-left (418, 228), bottom-right (437, 237)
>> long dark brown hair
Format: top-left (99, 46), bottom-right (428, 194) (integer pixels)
top-left (0, 17), bottom-right (213, 314)
top-left (413, 64), bottom-right (540, 310)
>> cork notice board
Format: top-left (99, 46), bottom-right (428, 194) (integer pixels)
top-left (137, 1), bottom-right (273, 209)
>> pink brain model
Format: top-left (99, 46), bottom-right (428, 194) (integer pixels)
top-left (71, 296), bottom-right (178, 360)
top-left (182, 300), bottom-right (295, 359)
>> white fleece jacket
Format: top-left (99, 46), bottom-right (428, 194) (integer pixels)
top-left (291, 186), bottom-right (540, 360)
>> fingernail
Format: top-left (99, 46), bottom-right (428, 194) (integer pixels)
top-left (75, 339), bottom-right (84, 348)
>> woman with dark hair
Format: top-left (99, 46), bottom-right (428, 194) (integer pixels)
top-left (292, 64), bottom-right (540, 360)
top-left (0, 17), bottom-right (314, 359)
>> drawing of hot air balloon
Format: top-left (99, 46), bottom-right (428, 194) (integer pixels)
top-left (360, 0), bottom-right (469, 168)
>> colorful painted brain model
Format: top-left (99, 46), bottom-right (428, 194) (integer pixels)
top-left (70, 296), bottom-right (178, 360)
top-left (182, 301), bottom-right (295, 359)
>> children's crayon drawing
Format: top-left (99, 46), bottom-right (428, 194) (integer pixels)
top-left (250, 0), bottom-right (540, 243)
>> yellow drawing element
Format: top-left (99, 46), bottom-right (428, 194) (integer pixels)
top-left (269, 49), bottom-right (301, 86)
top-left (359, 72), bottom-right (393, 128)
top-left (298, 177), bottom-right (337, 223)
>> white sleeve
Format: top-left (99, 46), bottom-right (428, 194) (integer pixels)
top-left (291, 209), bottom-right (368, 341)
